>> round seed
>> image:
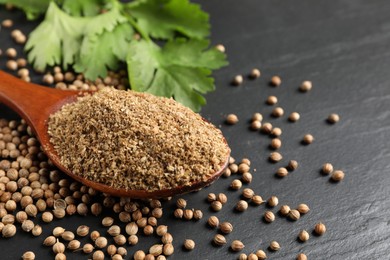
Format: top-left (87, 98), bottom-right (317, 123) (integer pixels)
top-left (279, 205), bottom-right (291, 216)
top-left (269, 241), bottom-right (280, 251)
top-left (270, 138), bottom-right (282, 150)
top-left (242, 172), bottom-right (253, 183)
top-left (219, 222), bottom-right (233, 234)
top-left (215, 44), bottom-right (225, 53)
top-left (239, 253), bottom-right (247, 260)
top-left (230, 179), bottom-right (242, 190)
top-left (249, 68), bottom-right (261, 79)
top-left (6, 48), bottom-right (17, 58)
top-left (54, 253), bottom-right (66, 260)
top-left (53, 241), bottom-right (65, 254)
top-left (264, 211), bottom-right (275, 223)
top-left (207, 193), bottom-right (216, 202)
top-left (288, 209), bottom-right (301, 221)
top-left (217, 193), bottom-right (228, 204)
top-left (298, 230), bottom-right (310, 242)
top-left (302, 134), bottom-right (314, 145)
top-left (22, 251), bottom-right (35, 260)
top-left (95, 237), bottom-right (108, 248)
top-left (271, 127), bottom-right (282, 137)
top-left (83, 243), bottom-right (94, 253)
top-left (232, 75), bottom-right (243, 86)
top-left (288, 112), bottom-right (300, 122)
top-left (176, 198), bottom-right (186, 209)
top-left (174, 208), bottom-right (183, 219)
top-left (76, 225), bottom-right (89, 237)
top-left (1, 19), bottom-right (13, 28)
top-left (163, 243), bottom-right (174, 256)
top-left (299, 81), bottom-right (312, 92)
top-left (252, 113), bottom-right (263, 122)
top-left (250, 120), bottom-right (262, 130)
top-left (67, 240), bottom-right (81, 250)
top-left (2, 224), bottom-right (16, 238)
top-left (248, 253), bottom-right (258, 260)
top-left (261, 122), bottom-right (273, 134)
top-left (43, 236), bottom-right (56, 246)
top-left (207, 216), bottom-right (219, 228)
top-left (297, 204), bottom-right (310, 214)
top-left (61, 231), bottom-right (75, 241)
top-left (213, 234), bottom-right (227, 246)
top-left (183, 239), bottom-right (195, 250)
top-left (331, 170), bottom-right (345, 182)
top-left (226, 114), bottom-right (239, 125)
top-left (242, 188), bottom-right (255, 199)
top-left (231, 240), bottom-right (245, 252)
top-left (266, 95), bottom-right (278, 105)
top-left (287, 160), bottom-right (298, 171)
top-left (92, 250), bottom-right (105, 260)
top-left (236, 200), bottom-right (248, 212)
top-left (327, 113), bottom-right (340, 124)
top-left (183, 209), bottom-right (193, 220)
top-left (314, 222), bottom-right (326, 235)
top-left (193, 209), bottom-right (203, 220)
top-left (251, 195), bottom-right (264, 205)
top-left (256, 250), bottom-right (267, 260)
top-left (322, 163), bottom-right (333, 175)
top-left (276, 167), bottom-right (288, 177)
top-left (267, 196), bottom-right (279, 207)
top-left (269, 152), bottom-right (282, 163)
top-left (272, 107), bottom-right (284, 117)
top-left (297, 253), bottom-right (308, 260)
top-left (134, 250), bottom-right (146, 260)
top-left (6, 60), bottom-right (18, 70)
top-left (270, 76), bottom-right (281, 86)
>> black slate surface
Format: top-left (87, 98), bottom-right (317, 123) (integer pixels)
top-left (1, 1), bottom-right (390, 259)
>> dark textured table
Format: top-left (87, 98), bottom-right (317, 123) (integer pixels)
top-left (1, 1), bottom-right (390, 259)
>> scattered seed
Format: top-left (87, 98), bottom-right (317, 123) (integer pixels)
top-left (270, 76), bottom-right (281, 86)
top-left (5, 48), bottom-right (17, 58)
top-left (226, 114), bottom-right (239, 125)
top-left (299, 81), bottom-right (312, 92)
top-left (83, 243), bottom-right (94, 254)
top-left (272, 107), bottom-right (284, 118)
top-left (43, 236), bottom-right (56, 246)
top-left (251, 195), bottom-right (264, 205)
top-left (297, 204), bottom-right (310, 214)
top-left (255, 249), bottom-right (267, 260)
top-left (269, 152), bottom-right (282, 163)
top-left (183, 239), bottom-right (195, 250)
top-left (231, 240), bottom-right (245, 252)
top-left (92, 250), bottom-right (105, 260)
top-left (215, 44), bottom-right (226, 53)
top-left (279, 205), bottom-right (291, 216)
top-left (213, 234), bottom-right (227, 246)
top-left (21, 251), bottom-right (35, 260)
top-left (270, 138), bottom-right (282, 150)
top-left (207, 216), bottom-right (219, 228)
top-left (266, 95), bottom-right (278, 105)
top-left (67, 240), bottom-right (81, 250)
top-left (287, 160), bottom-right (299, 171)
top-left (53, 241), bottom-right (65, 254)
top-left (6, 60), bottom-right (18, 71)
top-left (302, 134), bottom-right (314, 145)
top-left (276, 167), bottom-right (288, 177)
top-left (288, 112), bottom-right (300, 122)
top-left (211, 201), bottom-right (223, 211)
top-left (314, 222), bottom-right (326, 235)
top-left (322, 163), bottom-right (333, 175)
top-left (236, 200), bottom-right (248, 212)
top-left (250, 120), bottom-right (262, 130)
top-left (297, 253), bottom-right (308, 260)
top-left (232, 75), bottom-right (244, 86)
top-left (327, 113), bottom-right (340, 124)
top-left (252, 113), bottom-right (263, 122)
top-left (230, 179), bottom-right (242, 190)
top-left (1, 19), bottom-right (13, 28)
top-left (264, 211), bottom-right (275, 223)
top-left (183, 209), bottom-right (193, 220)
top-left (176, 198), bottom-right (187, 209)
top-left (249, 68), bottom-right (261, 79)
top-left (261, 122), bottom-right (273, 134)
top-left (207, 193), bottom-right (217, 202)
top-left (217, 193), bottom-right (228, 204)
top-left (331, 170), bottom-right (345, 182)
top-left (269, 241), bottom-right (280, 251)
top-left (298, 230), bottom-right (310, 242)
top-left (242, 188), bottom-right (255, 199)
top-left (288, 209), bottom-right (301, 221)
top-left (219, 222), bottom-right (233, 234)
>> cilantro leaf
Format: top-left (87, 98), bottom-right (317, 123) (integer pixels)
top-left (128, 0), bottom-right (209, 40)
top-left (24, 2), bottom-right (87, 71)
top-left (61, 0), bottom-right (105, 17)
top-left (74, 22), bottom-right (134, 79)
top-left (0, 0), bottom-right (50, 20)
top-left (127, 39), bottom-right (228, 111)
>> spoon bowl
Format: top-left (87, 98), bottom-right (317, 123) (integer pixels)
top-left (0, 71), bottom-right (230, 198)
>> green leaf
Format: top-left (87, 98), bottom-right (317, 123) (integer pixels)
top-left (61, 0), bottom-right (105, 16)
top-left (128, 0), bottom-right (209, 40)
top-left (24, 2), bottom-right (87, 71)
top-left (74, 22), bottom-right (134, 79)
top-left (0, 0), bottom-right (51, 20)
top-left (127, 39), bottom-right (228, 111)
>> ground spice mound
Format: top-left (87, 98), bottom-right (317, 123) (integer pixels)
top-left (48, 88), bottom-right (229, 191)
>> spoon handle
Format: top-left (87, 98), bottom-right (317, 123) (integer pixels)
top-left (0, 70), bottom-right (78, 135)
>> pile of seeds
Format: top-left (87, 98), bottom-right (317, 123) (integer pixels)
top-left (48, 88), bottom-right (230, 191)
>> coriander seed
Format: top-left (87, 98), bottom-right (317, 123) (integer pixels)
top-left (1, 19), bottom-right (13, 28)
top-left (298, 230), bottom-right (309, 242)
top-left (242, 172), bottom-right (253, 183)
top-left (5, 48), bottom-right (17, 58)
top-left (90, 230), bottom-right (100, 241)
top-left (236, 200), bottom-right (248, 212)
top-left (322, 163), bottom-right (333, 175)
top-left (76, 225), bottom-right (89, 237)
top-left (255, 250), bottom-right (267, 260)
top-left (107, 244), bottom-right (117, 256)
top-left (251, 195), bottom-right (264, 205)
top-left (174, 208), bottom-right (183, 219)
top-left (184, 239), bottom-right (195, 250)
top-left (54, 253), bottom-right (66, 260)
top-left (114, 234), bottom-right (127, 245)
top-left (53, 241), bottom-right (65, 254)
top-left (207, 193), bottom-right (216, 202)
top-left (176, 198), bottom-right (187, 209)
top-left (276, 167), bottom-right (288, 177)
top-left (231, 179), bottom-right (242, 190)
top-left (43, 236), bottom-right (56, 246)
top-left (163, 243), bottom-right (174, 256)
top-left (250, 120), bottom-right (262, 130)
top-left (193, 209), bottom-right (203, 220)
top-left (270, 76), bottom-right (281, 86)
top-left (128, 234), bottom-right (138, 245)
top-left (242, 188), bottom-right (255, 199)
top-left (269, 241), bottom-right (280, 251)
top-left (126, 222), bottom-right (139, 236)
top-left (264, 211), bottom-right (275, 223)
top-left (183, 209), bottom-right (194, 220)
top-left (83, 243), bottom-right (94, 253)
top-left (217, 193), bottom-right (228, 204)
top-left (134, 250), bottom-right (146, 260)
top-left (327, 113), bottom-right (340, 124)
top-left (297, 253), bottom-right (307, 260)
top-left (149, 244), bottom-right (163, 256)
top-left (288, 112), bottom-right (300, 122)
top-left (252, 113), bottom-right (263, 122)
top-left (269, 152), bottom-right (282, 163)
top-left (108, 225), bottom-right (121, 236)
top-left (67, 240), bottom-right (81, 250)
top-left (229, 163), bottom-right (239, 173)
top-left (271, 107), bottom-right (284, 118)
top-left (226, 114), bottom-right (239, 125)
top-left (270, 138), bottom-right (282, 150)
top-left (32, 224), bottom-right (42, 236)
top-left (279, 205), bottom-right (291, 216)
top-left (207, 216), bottom-right (219, 228)
top-left (248, 253), bottom-right (258, 260)
top-left (238, 163), bottom-right (250, 174)
top-left (297, 204), bottom-right (310, 214)
top-left (215, 44), bottom-right (226, 53)
top-left (61, 231), bottom-right (75, 241)
top-left (267, 196), bottom-right (279, 207)
top-left (288, 209), bottom-right (301, 221)
top-left (271, 127), bottom-right (282, 137)
top-left (213, 234), bottom-right (227, 246)
top-left (144, 225), bottom-right (154, 236)
top-left (231, 240), bottom-right (245, 252)
top-left (95, 236), bottom-right (108, 248)
top-left (92, 250), bottom-right (105, 260)
top-left (162, 233), bottom-right (173, 244)
top-left (314, 222), bottom-right (326, 235)
top-left (22, 220), bottom-right (34, 232)
top-left (249, 68), bottom-right (261, 79)
top-left (232, 75), bottom-right (244, 86)
top-left (53, 227), bottom-right (65, 237)
top-left (22, 251), bottom-right (35, 260)
top-left (239, 253), bottom-right (247, 260)
top-left (2, 223), bottom-right (16, 238)
top-left (211, 200), bottom-right (223, 211)
top-left (331, 170), bottom-right (345, 181)
top-left (302, 134), bottom-right (314, 145)
top-left (219, 222), bottom-right (233, 234)
top-left (287, 160), bottom-right (299, 171)
top-left (299, 81), bottom-right (312, 92)
top-left (266, 95), bottom-right (278, 105)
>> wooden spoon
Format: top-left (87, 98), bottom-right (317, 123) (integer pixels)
top-left (0, 71), bottom-right (230, 198)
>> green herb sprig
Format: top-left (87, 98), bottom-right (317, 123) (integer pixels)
top-left (0, 0), bottom-right (228, 111)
